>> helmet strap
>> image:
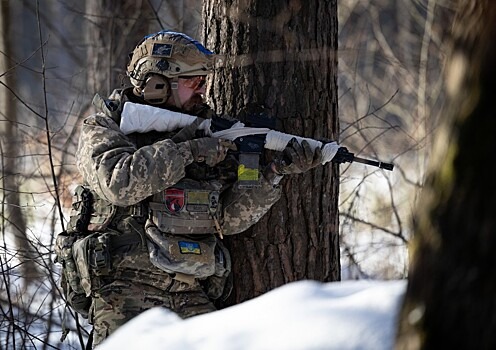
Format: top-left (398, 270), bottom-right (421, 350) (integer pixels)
top-left (170, 77), bottom-right (182, 109)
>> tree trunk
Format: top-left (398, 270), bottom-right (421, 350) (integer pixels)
top-left (396, 1), bottom-right (496, 349)
top-left (203, 0), bottom-right (340, 305)
top-left (0, 0), bottom-right (39, 283)
top-left (85, 0), bottom-right (155, 101)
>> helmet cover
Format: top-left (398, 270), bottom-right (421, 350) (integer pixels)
top-left (127, 30), bottom-right (219, 89)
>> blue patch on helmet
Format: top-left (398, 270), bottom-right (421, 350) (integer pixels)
top-left (145, 30), bottom-right (214, 56)
top-left (152, 43), bottom-right (173, 57)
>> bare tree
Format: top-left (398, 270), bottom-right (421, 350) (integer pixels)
top-left (396, 1), bottom-right (496, 348)
top-left (0, 0), bottom-right (40, 285)
top-left (337, 0), bottom-right (454, 279)
top-left (203, 0), bottom-right (341, 305)
top-left (0, 1), bottom-right (204, 348)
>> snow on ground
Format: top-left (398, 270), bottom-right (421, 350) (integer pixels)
top-left (100, 279), bottom-right (407, 350)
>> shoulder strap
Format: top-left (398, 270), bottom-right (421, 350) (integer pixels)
top-left (91, 87), bottom-right (134, 123)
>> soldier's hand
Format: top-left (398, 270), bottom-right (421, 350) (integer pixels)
top-left (188, 137), bottom-right (237, 167)
top-left (273, 138), bottom-right (322, 174)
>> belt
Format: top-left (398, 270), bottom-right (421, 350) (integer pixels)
top-left (113, 202), bottom-right (148, 224)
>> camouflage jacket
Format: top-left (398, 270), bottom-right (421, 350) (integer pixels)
top-left (76, 94), bottom-right (281, 235)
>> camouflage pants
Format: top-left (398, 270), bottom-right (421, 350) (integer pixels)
top-left (89, 280), bottom-right (216, 347)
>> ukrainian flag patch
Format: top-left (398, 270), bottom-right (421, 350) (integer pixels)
top-left (178, 241), bottom-right (201, 255)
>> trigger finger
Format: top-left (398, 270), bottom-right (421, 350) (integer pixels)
top-left (301, 141), bottom-right (313, 164)
top-left (291, 139), bottom-right (305, 163)
top-left (313, 146), bottom-right (322, 165)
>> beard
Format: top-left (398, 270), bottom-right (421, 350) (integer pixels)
top-left (182, 93), bottom-right (205, 113)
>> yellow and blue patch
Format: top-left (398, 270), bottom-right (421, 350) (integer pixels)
top-left (178, 241), bottom-right (201, 255)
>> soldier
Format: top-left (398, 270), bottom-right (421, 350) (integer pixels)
top-left (72, 30), bottom-right (324, 347)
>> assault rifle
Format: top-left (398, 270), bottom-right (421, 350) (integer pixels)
top-left (120, 102), bottom-right (394, 186)
top-left (208, 112), bottom-right (394, 168)
top-left (206, 112), bottom-right (394, 186)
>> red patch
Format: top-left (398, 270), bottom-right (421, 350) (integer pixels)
top-left (163, 189), bottom-right (185, 213)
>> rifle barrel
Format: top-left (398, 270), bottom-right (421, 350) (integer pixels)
top-left (352, 156), bottom-right (394, 171)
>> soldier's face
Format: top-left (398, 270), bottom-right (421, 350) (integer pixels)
top-left (177, 76), bottom-right (207, 112)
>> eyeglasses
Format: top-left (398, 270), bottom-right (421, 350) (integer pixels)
top-left (180, 75), bottom-right (206, 89)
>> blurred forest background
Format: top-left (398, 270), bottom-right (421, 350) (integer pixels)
top-left (0, 0), bottom-right (453, 348)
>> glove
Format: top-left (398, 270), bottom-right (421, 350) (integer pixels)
top-left (187, 137), bottom-right (237, 167)
top-left (273, 138), bottom-right (322, 174)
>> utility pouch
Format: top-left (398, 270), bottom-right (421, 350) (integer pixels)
top-left (55, 232), bottom-right (85, 294)
top-left (145, 224), bottom-right (216, 279)
top-left (54, 231), bottom-right (92, 318)
top-left (72, 233), bottom-right (100, 296)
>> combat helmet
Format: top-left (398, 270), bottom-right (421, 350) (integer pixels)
top-left (127, 30), bottom-right (218, 105)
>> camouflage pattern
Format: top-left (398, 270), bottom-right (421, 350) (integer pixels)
top-left (76, 99), bottom-right (282, 346)
top-left (188, 137), bottom-right (236, 167)
top-left (221, 177), bottom-right (282, 235)
top-left (55, 233), bottom-right (83, 294)
top-left (76, 110), bottom-right (282, 234)
top-left (76, 113), bottom-right (194, 205)
top-left (90, 232), bottom-right (217, 347)
top-left (90, 280), bottom-right (215, 346)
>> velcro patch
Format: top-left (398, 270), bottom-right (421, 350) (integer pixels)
top-left (178, 241), bottom-right (201, 255)
top-left (152, 43), bottom-right (173, 57)
top-left (164, 189), bottom-right (185, 213)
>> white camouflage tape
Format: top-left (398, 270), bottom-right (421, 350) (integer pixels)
top-left (120, 102), bottom-right (339, 163)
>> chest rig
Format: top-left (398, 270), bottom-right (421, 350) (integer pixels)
top-left (148, 178), bottom-right (223, 235)
top-left (129, 115), bottom-right (234, 237)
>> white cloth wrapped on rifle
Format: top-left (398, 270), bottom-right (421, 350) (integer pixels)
top-left (120, 102), bottom-right (340, 164)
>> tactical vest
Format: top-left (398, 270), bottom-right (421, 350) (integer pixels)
top-left (91, 89), bottom-right (242, 235)
top-left (55, 92), bottom-right (236, 328)
top-left (149, 184), bottom-right (222, 235)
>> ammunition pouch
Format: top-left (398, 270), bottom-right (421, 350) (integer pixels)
top-left (55, 229), bottom-right (118, 317)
